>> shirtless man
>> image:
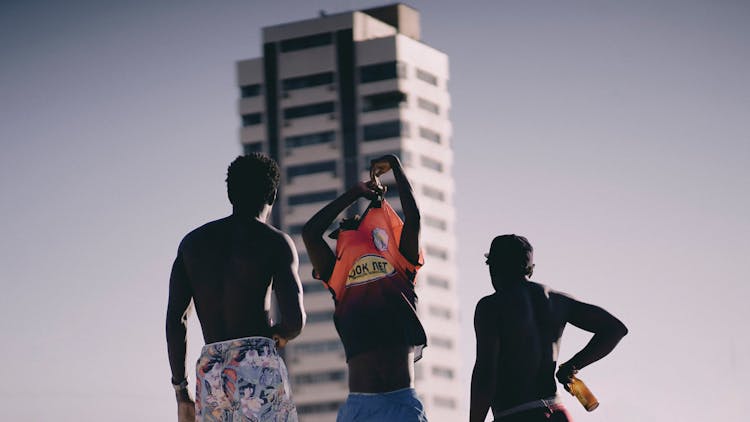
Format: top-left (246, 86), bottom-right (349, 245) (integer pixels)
top-left (470, 235), bottom-right (628, 422)
top-left (302, 154), bottom-right (428, 421)
top-left (166, 154), bottom-right (305, 422)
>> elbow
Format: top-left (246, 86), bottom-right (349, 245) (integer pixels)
top-left (282, 310), bottom-right (306, 340)
top-left (616, 320), bottom-right (629, 338)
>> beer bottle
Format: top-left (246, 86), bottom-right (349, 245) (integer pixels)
top-left (567, 375), bottom-right (599, 411)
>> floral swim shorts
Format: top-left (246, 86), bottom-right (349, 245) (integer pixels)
top-left (196, 336), bottom-right (298, 422)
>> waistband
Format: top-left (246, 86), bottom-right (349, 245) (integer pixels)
top-left (347, 387), bottom-right (418, 401)
top-left (200, 336), bottom-right (277, 356)
top-left (493, 395), bottom-right (563, 420)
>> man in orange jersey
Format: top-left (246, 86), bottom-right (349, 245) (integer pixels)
top-left (303, 154), bottom-right (428, 421)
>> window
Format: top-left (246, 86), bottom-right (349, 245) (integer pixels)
top-left (240, 84), bottom-right (261, 98)
top-left (285, 131), bottom-right (335, 148)
top-left (302, 281), bottom-right (329, 293)
top-left (362, 91), bottom-right (407, 112)
top-left (293, 370), bottom-right (346, 385)
top-left (416, 68), bottom-right (438, 86)
top-left (429, 305), bottom-right (452, 320)
top-left (434, 396), bottom-right (456, 408)
top-left (359, 61), bottom-right (406, 83)
top-left (417, 97), bottom-right (440, 115)
top-left (280, 32), bottom-right (332, 52)
top-left (306, 310), bottom-right (334, 323)
top-left (242, 142), bottom-right (263, 154)
top-left (430, 336), bottom-right (454, 349)
top-left (241, 113), bottom-right (262, 126)
top-left (363, 120), bottom-right (409, 141)
top-left (426, 275), bottom-right (450, 289)
top-left (421, 156), bottom-right (444, 172)
top-left (282, 72), bottom-right (334, 91)
top-left (419, 127), bottom-right (441, 144)
top-left (432, 366), bottom-right (454, 379)
top-left (287, 160), bottom-right (337, 180)
top-left (297, 401), bottom-right (345, 415)
top-left (288, 190), bottom-right (339, 206)
top-left (422, 185), bottom-right (445, 201)
top-left (425, 245), bottom-right (448, 260)
top-left (293, 339), bottom-right (343, 354)
top-left (284, 102), bottom-right (335, 119)
top-left (424, 215), bottom-right (447, 231)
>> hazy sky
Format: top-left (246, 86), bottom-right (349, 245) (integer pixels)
top-left (1, 1), bottom-right (748, 421)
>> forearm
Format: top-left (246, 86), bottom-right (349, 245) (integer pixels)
top-left (272, 297), bottom-right (305, 340)
top-left (166, 317), bottom-right (188, 384)
top-left (470, 364), bottom-right (494, 422)
top-left (564, 321), bottom-right (628, 370)
top-left (303, 190), bottom-right (359, 238)
top-left (391, 163), bottom-right (419, 222)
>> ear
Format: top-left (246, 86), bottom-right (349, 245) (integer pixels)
top-left (527, 263), bottom-right (535, 278)
top-left (267, 189), bottom-right (277, 206)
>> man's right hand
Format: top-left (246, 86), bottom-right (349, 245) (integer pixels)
top-left (556, 363), bottom-right (577, 391)
top-left (177, 398), bottom-right (195, 422)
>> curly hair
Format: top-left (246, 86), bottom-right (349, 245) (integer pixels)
top-left (226, 153), bottom-right (280, 211)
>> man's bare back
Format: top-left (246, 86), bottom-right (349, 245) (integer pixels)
top-left (173, 215), bottom-right (302, 344)
top-left (165, 154), bottom-right (304, 422)
top-left (470, 235), bottom-right (627, 422)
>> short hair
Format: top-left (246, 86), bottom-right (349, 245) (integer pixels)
top-left (226, 154), bottom-right (280, 211)
top-left (486, 234), bottom-right (534, 277)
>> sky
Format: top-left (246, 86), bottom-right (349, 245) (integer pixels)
top-left (1, 0), bottom-right (748, 421)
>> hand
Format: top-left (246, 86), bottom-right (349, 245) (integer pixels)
top-left (556, 363), bottom-right (578, 392)
top-left (272, 334), bottom-right (288, 349)
top-left (177, 397), bottom-right (195, 422)
top-left (349, 181), bottom-right (383, 200)
top-left (370, 154), bottom-right (400, 179)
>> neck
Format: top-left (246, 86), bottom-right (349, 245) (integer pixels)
top-left (492, 275), bottom-right (528, 291)
top-left (232, 205), bottom-right (269, 223)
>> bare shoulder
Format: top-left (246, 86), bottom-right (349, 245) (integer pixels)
top-left (475, 294), bottom-right (499, 319)
top-left (262, 223), bottom-right (295, 251)
top-left (178, 217), bottom-right (232, 251)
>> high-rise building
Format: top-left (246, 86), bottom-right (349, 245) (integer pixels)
top-left (236, 4), bottom-right (460, 421)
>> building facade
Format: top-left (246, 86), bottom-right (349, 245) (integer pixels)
top-left (236, 5), bottom-right (461, 421)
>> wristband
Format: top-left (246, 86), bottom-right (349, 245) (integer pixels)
top-left (172, 378), bottom-right (188, 392)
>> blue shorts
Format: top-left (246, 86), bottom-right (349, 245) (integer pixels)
top-left (336, 387), bottom-right (428, 422)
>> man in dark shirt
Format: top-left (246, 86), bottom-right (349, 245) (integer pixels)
top-left (470, 235), bottom-right (628, 422)
top-left (166, 154), bottom-right (305, 422)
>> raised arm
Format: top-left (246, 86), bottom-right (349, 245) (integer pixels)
top-left (270, 232), bottom-right (306, 346)
top-left (302, 182), bottom-right (379, 281)
top-left (556, 294), bottom-right (629, 385)
top-left (165, 249), bottom-right (195, 410)
top-left (470, 296), bottom-right (501, 422)
top-left (371, 155), bottom-right (420, 264)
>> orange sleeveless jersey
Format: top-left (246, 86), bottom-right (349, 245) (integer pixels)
top-left (317, 199), bottom-right (427, 361)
